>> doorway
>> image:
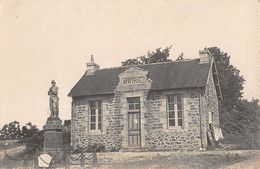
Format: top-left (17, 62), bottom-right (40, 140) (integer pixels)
top-left (127, 97), bottom-right (141, 147)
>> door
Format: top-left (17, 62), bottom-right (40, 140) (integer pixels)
top-left (128, 112), bottom-right (141, 146)
top-left (127, 97), bottom-right (141, 147)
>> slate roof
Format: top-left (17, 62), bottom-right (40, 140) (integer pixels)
top-left (68, 59), bottom-right (211, 97)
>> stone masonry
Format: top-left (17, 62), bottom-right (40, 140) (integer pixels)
top-left (144, 89), bottom-right (201, 151)
top-left (71, 62), bottom-right (220, 151)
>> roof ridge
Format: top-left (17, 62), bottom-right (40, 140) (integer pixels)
top-left (98, 58), bottom-right (199, 71)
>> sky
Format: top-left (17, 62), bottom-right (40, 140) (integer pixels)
top-left (0, 0), bottom-right (259, 129)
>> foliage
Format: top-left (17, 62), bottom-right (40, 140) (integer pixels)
top-left (0, 121), bottom-right (22, 140)
top-left (85, 143), bottom-right (105, 152)
top-left (205, 47), bottom-right (245, 131)
top-left (122, 46), bottom-right (172, 66)
top-left (64, 119), bottom-right (71, 132)
top-left (62, 129), bottom-right (71, 150)
top-left (64, 120), bottom-right (71, 127)
top-left (72, 143), bottom-right (105, 154)
top-left (176, 52), bottom-right (184, 61)
top-left (234, 99), bottom-right (259, 134)
top-left (62, 119), bottom-right (72, 151)
top-left (24, 130), bottom-right (44, 156)
top-left (207, 47), bottom-right (259, 148)
top-left (222, 99), bottom-right (260, 149)
top-left (206, 47), bottom-right (245, 111)
top-left (0, 121), bottom-right (39, 140)
top-left (21, 122), bottom-right (39, 138)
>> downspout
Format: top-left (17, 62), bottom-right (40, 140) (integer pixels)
top-left (198, 87), bottom-right (206, 150)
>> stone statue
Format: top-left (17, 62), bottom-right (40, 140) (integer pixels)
top-left (48, 80), bottom-right (59, 117)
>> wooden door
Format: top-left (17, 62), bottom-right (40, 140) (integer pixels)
top-left (127, 97), bottom-right (141, 147)
top-left (128, 112), bottom-right (141, 146)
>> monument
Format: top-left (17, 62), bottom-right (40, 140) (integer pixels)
top-left (43, 80), bottom-right (64, 158)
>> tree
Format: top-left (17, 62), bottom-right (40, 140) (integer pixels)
top-left (122, 46), bottom-right (172, 66)
top-left (176, 52), bottom-right (184, 61)
top-left (236, 99), bottom-right (260, 134)
top-left (23, 130), bottom-right (44, 157)
top-left (0, 121), bottom-right (22, 140)
top-left (64, 120), bottom-right (71, 132)
top-left (21, 122), bottom-right (39, 138)
top-left (63, 120), bottom-right (71, 150)
top-left (206, 47), bottom-right (245, 131)
top-left (207, 47), bottom-right (260, 148)
top-left (206, 47), bottom-right (245, 111)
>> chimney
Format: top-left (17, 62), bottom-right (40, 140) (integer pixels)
top-left (86, 55), bottom-right (99, 75)
top-left (199, 50), bottom-right (212, 64)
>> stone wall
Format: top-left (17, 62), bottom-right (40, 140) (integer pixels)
top-left (71, 97), bottom-right (87, 148)
top-left (200, 66), bottom-right (220, 148)
top-left (204, 69), bottom-right (220, 127)
top-left (71, 94), bottom-right (125, 151)
top-left (144, 89), bottom-right (201, 151)
top-left (71, 88), bottom-right (203, 151)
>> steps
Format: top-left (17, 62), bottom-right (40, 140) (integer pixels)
top-left (120, 147), bottom-right (148, 152)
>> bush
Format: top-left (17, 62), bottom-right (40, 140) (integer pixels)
top-left (110, 146), bottom-right (120, 152)
top-left (62, 130), bottom-right (72, 152)
top-left (85, 143), bottom-right (105, 152)
top-left (72, 143), bottom-right (105, 154)
top-left (221, 132), bottom-right (259, 150)
top-left (24, 130), bottom-right (44, 156)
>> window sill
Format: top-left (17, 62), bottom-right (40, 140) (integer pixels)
top-left (88, 130), bottom-right (103, 135)
top-left (167, 126), bottom-right (186, 131)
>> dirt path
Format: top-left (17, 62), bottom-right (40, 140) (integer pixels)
top-left (222, 153), bottom-right (260, 169)
top-left (0, 145), bottom-right (25, 160)
top-left (87, 150), bottom-right (260, 169)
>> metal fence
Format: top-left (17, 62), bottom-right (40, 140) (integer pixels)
top-left (65, 148), bottom-right (97, 168)
top-left (0, 148), bottom-right (98, 168)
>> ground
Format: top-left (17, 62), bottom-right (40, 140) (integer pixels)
top-left (70, 150), bottom-right (260, 169)
top-left (0, 140), bottom-right (259, 168)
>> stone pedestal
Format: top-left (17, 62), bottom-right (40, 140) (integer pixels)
top-left (43, 117), bottom-right (64, 159)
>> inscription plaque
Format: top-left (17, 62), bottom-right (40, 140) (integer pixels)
top-left (122, 76), bottom-right (144, 85)
top-left (45, 133), bottom-right (56, 149)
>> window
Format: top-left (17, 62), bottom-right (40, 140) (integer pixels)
top-left (208, 111), bottom-right (214, 131)
top-left (127, 97), bottom-right (140, 111)
top-left (90, 100), bottom-right (102, 130)
top-left (168, 94), bottom-right (183, 127)
top-left (208, 112), bottom-right (213, 124)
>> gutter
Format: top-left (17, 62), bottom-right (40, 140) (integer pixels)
top-left (198, 87), bottom-right (206, 150)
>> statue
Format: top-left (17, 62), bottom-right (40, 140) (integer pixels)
top-left (48, 80), bottom-right (59, 117)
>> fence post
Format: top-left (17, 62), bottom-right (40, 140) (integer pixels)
top-left (34, 155), bottom-right (38, 169)
top-left (80, 151), bottom-right (85, 167)
top-left (65, 153), bottom-right (70, 169)
top-left (93, 148), bottom-right (97, 165)
top-left (23, 159), bottom-right (28, 168)
top-left (8, 155), bottom-right (11, 169)
top-left (3, 152), bottom-right (9, 168)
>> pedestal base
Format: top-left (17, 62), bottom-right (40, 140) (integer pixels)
top-left (43, 117), bottom-right (64, 159)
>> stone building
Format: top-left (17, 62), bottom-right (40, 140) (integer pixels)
top-left (68, 50), bottom-right (222, 151)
